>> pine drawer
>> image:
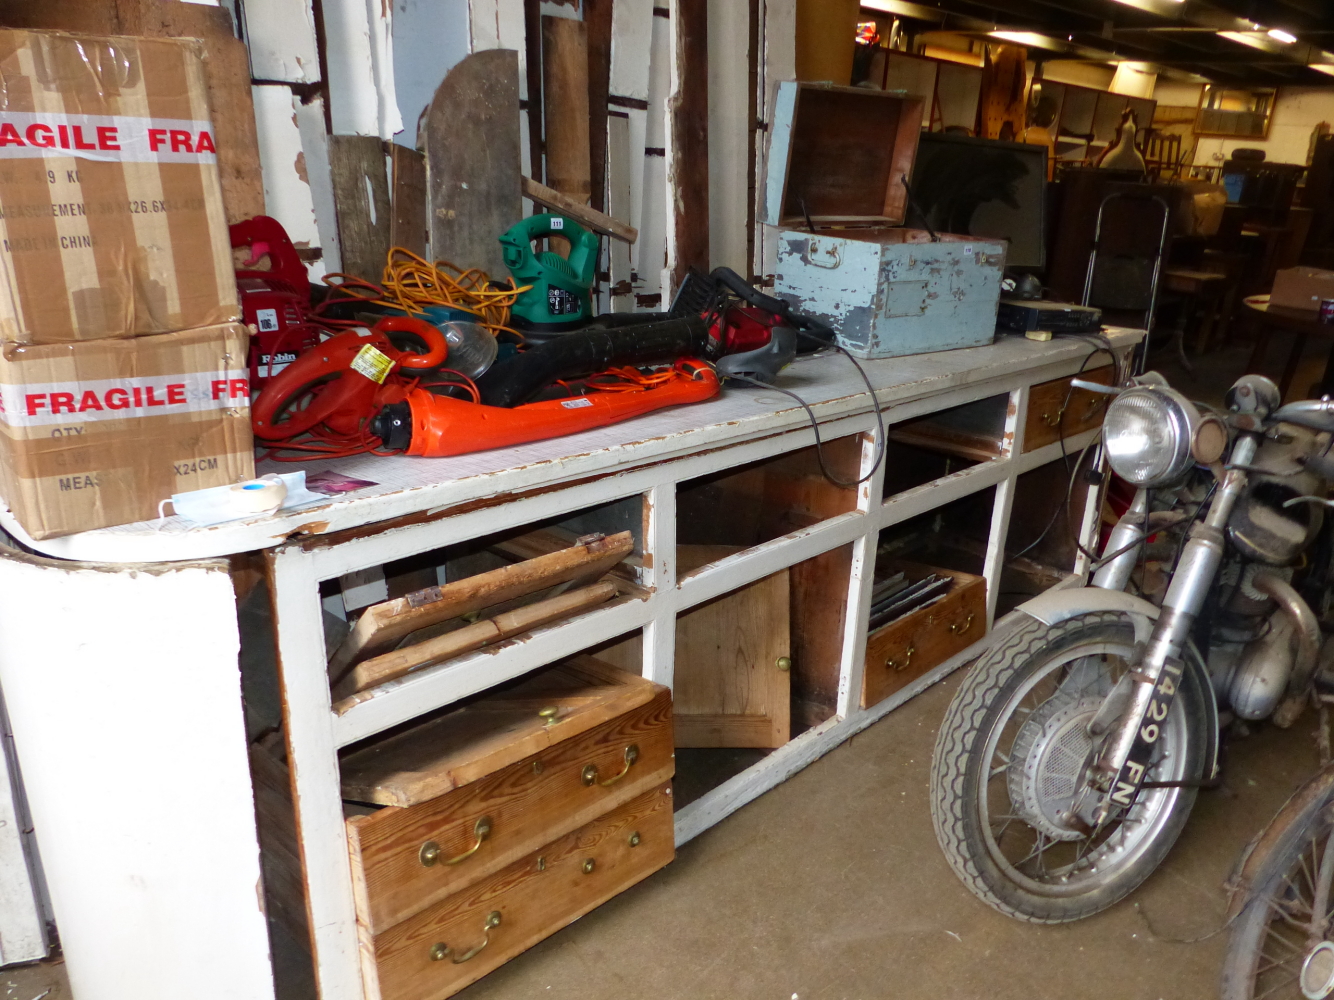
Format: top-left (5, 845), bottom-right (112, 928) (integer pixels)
top-left (343, 657), bottom-right (674, 932)
top-left (861, 565), bottom-right (986, 709)
top-left (362, 783), bottom-right (675, 1000)
top-left (1023, 364), bottom-right (1113, 453)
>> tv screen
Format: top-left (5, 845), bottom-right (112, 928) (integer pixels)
top-left (904, 132), bottom-right (1048, 270)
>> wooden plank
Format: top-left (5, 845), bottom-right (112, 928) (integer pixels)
top-left (335, 582), bottom-right (619, 699)
top-left (673, 713), bottom-right (774, 745)
top-left (707, 0), bottom-right (751, 273)
top-left (521, 176), bottom-right (638, 243)
top-left (542, 16), bottom-right (593, 203)
top-left (670, 0), bottom-right (710, 286)
top-left (420, 49), bottom-right (522, 278)
top-left (367, 784), bottom-right (674, 1000)
top-left (328, 135), bottom-right (392, 283)
top-left (789, 544), bottom-right (852, 729)
top-left (328, 531), bottom-right (634, 682)
top-left (344, 690), bottom-right (673, 930)
top-left (523, 0), bottom-right (545, 182)
top-left (340, 658), bottom-right (664, 806)
top-left (389, 145), bottom-right (428, 258)
top-left (249, 741), bottom-right (311, 954)
top-left (674, 545), bottom-right (789, 748)
top-left (585, 0), bottom-right (615, 214)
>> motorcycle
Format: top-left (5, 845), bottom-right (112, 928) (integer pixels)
top-left (930, 370), bottom-right (1334, 928)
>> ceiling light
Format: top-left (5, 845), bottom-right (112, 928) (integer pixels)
top-left (1218, 31), bottom-right (1271, 51)
top-left (1312, 64), bottom-right (1334, 77)
top-left (1268, 28), bottom-right (1297, 44)
top-left (987, 30), bottom-right (1061, 50)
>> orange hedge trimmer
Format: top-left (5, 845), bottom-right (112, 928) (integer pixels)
top-left (251, 314), bottom-right (719, 460)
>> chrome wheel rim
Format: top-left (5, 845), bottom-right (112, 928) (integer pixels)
top-left (976, 634), bottom-right (1190, 898)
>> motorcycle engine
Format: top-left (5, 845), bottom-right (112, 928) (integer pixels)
top-left (1227, 424), bottom-right (1327, 566)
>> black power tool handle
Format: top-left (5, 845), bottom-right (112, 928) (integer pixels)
top-left (475, 316), bottom-right (710, 407)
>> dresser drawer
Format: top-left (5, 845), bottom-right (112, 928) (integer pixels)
top-left (861, 565), bottom-right (985, 709)
top-left (1023, 364), bottom-right (1113, 453)
top-left (364, 783), bottom-right (675, 1000)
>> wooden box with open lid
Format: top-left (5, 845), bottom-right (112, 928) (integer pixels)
top-left (764, 82), bottom-right (1006, 359)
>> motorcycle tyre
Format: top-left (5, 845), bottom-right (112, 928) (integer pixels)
top-left (931, 610), bottom-right (1211, 924)
top-left (1219, 779), bottom-right (1334, 1000)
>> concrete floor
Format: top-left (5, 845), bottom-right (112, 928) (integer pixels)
top-left (8, 666), bottom-right (1322, 1000)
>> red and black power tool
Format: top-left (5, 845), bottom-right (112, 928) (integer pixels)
top-left (252, 316), bottom-right (448, 457)
top-left (252, 314), bottom-right (719, 459)
top-left (231, 216), bottom-right (321, 387)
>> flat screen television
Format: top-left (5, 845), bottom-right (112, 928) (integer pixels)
top-left (904, 131), bottom-right (1048, 270)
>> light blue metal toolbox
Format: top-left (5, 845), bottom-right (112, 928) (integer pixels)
top-left (764, 81), bottom-right (1007, 360)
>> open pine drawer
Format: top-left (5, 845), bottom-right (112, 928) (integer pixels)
top-left (861, 564), bottom-right (985, 709)
top-left (341, 655), bottom-right (675, 999)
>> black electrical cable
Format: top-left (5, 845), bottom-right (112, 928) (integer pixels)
top-left (728, 332), bottom-right (888, 488)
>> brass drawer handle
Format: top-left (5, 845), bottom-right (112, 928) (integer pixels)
top-left (949, 614), bottom-right (975, 635)
top-left (886, 646), bottom-right (914, 672)
top-left (582, 744), bottom-right (639, 787)
top-left (428, 911), bottom-right (501, 965)
top-left (420, 815), bottom-right (493, 868)
top-left (1039, 407), bottom-right (1065, 428)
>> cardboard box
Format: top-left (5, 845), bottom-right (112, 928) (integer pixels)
top-left (1271, 267), bottom-right (1334, 313)
top-left (0, 29), bottom-right (239, 343)
top-left (0, 323), bottom-right (254, 539)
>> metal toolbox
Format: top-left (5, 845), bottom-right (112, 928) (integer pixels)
top-left (764, 82), bottom-right (1006, 359)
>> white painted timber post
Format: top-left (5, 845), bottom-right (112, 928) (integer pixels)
top-left (0, 552), bottom-right (275, 1000)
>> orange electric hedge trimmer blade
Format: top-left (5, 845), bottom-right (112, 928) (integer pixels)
top-left (251, 316), bottom-right (719, 460)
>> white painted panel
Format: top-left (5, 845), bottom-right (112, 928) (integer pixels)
top-left (339, 566), bottom-right (389, 612)
top-left (708, 0), bottom-right (749, 273)
top-left (243, 0), bottom-right (320, 83)
top-left (391, 0), bottom-right (471, 148)
top-left (252, 84), bottom-right (331, 279)
top-left (757, 0), bottom-right (795, 278)
top-left (610, 0), bottom-right (654, 101)
top-left (0, 688), bottom-right (46, 967)
top-left (636, 14), bottom-right (671, 304)
top-left (295, 96), bottom-right (340, 278)
top-left (0, 555), bottom-right (274, 1000)
top-left (324, 0), bottom-right (403, 138)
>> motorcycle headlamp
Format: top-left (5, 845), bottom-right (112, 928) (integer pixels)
top-left (1102, 385), bottom-right (1202, 488)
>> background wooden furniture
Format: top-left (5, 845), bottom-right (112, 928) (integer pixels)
top-left (1242, 294), bottom-right (1334, 399)
top-left (0, 331), bottom-right (1140, 1000)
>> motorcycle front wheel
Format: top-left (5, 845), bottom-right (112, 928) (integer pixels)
top-left (1221, 775), bottom-right (1334, 1000)
top-left (931, 610), bottom-right (1210, 923)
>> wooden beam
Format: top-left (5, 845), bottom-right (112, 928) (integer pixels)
top-left (585, 0), bottom-right (615, 214)
top-left (671, 0), bottom-right (710, 286)
top-left (521, 175), bottom-right (638, 243)
top-left (389, 145), bottom-right (427, 258)
top-left (542, 15), bottom-right (593, 204)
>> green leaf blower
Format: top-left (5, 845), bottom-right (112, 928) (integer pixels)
top-left (499, 213), bottom-right (599, 335)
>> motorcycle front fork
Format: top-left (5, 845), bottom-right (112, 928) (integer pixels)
top-left (1082, 434), bottom-right (1259, 824)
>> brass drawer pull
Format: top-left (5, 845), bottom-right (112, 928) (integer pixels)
top-left (1039, 407), bottom-right (1065, 428)
top-left (949, 613), bottom-right (975, 635)
top-left (886, 646), bottom-right (914, 672)
top-left (428, 911), bottom-right (501, 965)
top-left (420, 815), bottom-right (493, 868)
top-left (582, 745), bottom-right (639, 787)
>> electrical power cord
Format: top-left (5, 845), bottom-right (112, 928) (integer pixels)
top-left (727, 332), bottom-right (888, 488)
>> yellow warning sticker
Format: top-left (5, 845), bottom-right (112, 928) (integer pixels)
top-left (350, 344), bottom-right (394, 384)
